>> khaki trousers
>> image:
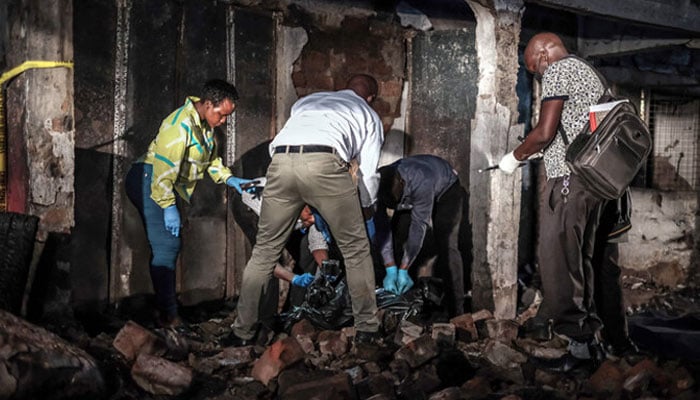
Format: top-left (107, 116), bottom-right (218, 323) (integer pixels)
top-left (232, 152), bottom-right (379, 338)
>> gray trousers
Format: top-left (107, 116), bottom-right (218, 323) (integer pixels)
top-left (232, 152), bottom-right (379, 339)
top-left (536, 174), bottom-right (604, 341)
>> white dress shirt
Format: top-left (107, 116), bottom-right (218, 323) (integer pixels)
top-left (270, 89), bottom-right (384, 207)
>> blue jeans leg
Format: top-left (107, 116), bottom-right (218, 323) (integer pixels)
top-left (125, 163), bottom-right (181, 318)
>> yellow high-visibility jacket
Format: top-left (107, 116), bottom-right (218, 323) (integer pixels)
top-left (142, 96), bottom-right (233, 208)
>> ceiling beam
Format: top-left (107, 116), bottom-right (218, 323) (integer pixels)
top-left (527, 0), bottom-right (700, 34)
top-left (579, 37), bottom-right (694, 58)
top-left (599, 66), bottom-right (699, 90)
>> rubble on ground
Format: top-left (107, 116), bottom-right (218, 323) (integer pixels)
top-left (1, 274), bottom-right (699, 400)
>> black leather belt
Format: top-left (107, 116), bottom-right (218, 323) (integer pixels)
top-left (274, 145), bottom-right (336, 154)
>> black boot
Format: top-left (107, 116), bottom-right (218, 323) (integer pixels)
top-left (529, 337), bottom-right (604, 374)
top-left (520, 318), bottom-right (552, 341)
top-left (606, 337), bottom-right (643, 358)
top-left (149, 265), bottom-right (180, 327)
top-left (221, 331), bottom-right (255, 347)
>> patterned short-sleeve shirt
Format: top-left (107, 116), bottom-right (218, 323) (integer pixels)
top-left (540, 56), bottom-right (605, 178)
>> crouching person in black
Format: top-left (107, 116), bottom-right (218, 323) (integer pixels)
top-left (374, 154), bottom-right (470, 317)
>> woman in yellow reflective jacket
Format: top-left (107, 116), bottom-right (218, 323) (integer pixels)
top-left (125, 79), bottom-right (252, 328)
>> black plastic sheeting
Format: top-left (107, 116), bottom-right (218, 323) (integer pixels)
top-left (629, 310), bottom-right (700, 361)
top-left (0, 212), bottom-right (39, 314)
top-left (281, 273), bottom-right (446, 331)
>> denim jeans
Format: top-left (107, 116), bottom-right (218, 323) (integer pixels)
top-left (125, 162), bottom-right (180, 318)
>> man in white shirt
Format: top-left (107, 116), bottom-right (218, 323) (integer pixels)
top-left (227, 74), bottom-right (384, 346)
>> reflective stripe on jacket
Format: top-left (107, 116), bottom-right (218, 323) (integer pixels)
top-left (143, 96), bottom-right (233, 208)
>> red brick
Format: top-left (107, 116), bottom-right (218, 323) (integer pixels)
top-left (586, 360), bottom-right (623, 397)
top-left (318, 330), bottom-right (349, 357)
top-left (290, 319), bottom-right (318, 341)
top-left (394, 335), bottom-right (439, 368)
top-left (291, 70), bottom-right (307, 88)
top-left (251, 336), bottom-right (306, 385)
top-left (450, 313), bottom-right (478, 342)
top-left (379, 79), bottom-right (403, 98)
top-left (278, 369), bottom-right (355, 400)
top-left (131, 353), bottom-right (192, 396)
top-left (304, 73), bottom-right (334, 92)
top-left (460, 375), bottom-right (492, 398)
top-left (303, 50), bottom-right (330, 73)
top-left (112, 321), bottom-right (165, 361)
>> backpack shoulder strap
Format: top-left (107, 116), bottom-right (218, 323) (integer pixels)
top-left (556, 55), bottom-right (612, 146)
top-left (557, 124), bottom-right (570, 146)
top-left (565, 54), bottom-right (610, 92)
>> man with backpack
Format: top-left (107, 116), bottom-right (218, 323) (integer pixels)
top-left (498, 32), bottom-right (608, 371)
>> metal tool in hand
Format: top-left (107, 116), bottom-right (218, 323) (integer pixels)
top-left (477, 163), bottom-right (525, 173)
top-left (477, 153), bottom-right (542, 173)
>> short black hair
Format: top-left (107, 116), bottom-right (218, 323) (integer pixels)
top-left (201, 79), bottom-right (239, 105)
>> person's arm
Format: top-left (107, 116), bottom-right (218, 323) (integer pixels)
top-left (150, 123), bottom-right (187, 208)
top-left (374, 205), bottom-right (395, 267)
top-left (207, 141), bottom-right (255, 194)
top-left (513, 98), bottom-right (565, 161)
top-left (307, 225), bottom-right (330, 267)
top-left (207, 158), bottom-right (234, 184)
top-left (357, 117), bottom-right (384, 207)
top-left (400, 195), bottom-right (433, 269)
top-left (375, 204), bottom-right (400, 293)
top-left (311, 249), bottom-right (329, 267)
top-left (273, 265), bottom-right (295, 282)
top-left (274, 265), bottom-right (314, 287)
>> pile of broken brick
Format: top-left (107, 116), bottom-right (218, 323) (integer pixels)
top-left (3, 272), bottom-right (700, 400)
top-left (109, 309), bottom-right (695, 400)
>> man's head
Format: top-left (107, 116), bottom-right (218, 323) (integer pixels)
top-left (200, 79), bottom-right (239, 128)
top-left (377, 164), bottom-right (403, 209)
top-left (299, 205), bottom-right (315, 228)
top-left (524, 32), bottom-right (569, 80)
top-left (345, 74), bottom-right (378, 104)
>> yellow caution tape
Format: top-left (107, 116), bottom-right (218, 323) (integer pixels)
top-left (0, 60), bottom-right (74, 211)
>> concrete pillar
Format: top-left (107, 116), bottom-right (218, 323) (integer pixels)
top-left (465, 0), bottom-right (523, 319)
top-left (6, 0), bottom-right (74, 236)
top-left (274, 22), bottom-right (307, 134)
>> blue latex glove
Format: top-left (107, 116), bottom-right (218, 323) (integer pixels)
top-left (397, 268), bottom-right (414, 294)
top-left (291, 273), bottom-right (314, 288)
top-left (226, 176), bottom-right (255, 195)
top-left (311, 209), bottom-right (332, 243)
top-left (383, 266), bottom-right (398, 294)
top-left (163, 205), bottom-right (180, 237)
top-left (365, 217), bottom-right (375, 242)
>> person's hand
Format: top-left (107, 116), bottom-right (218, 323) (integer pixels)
top-left (163, 205), bottom-right (180, 237)
top-left (397, 268), bottom-right (414, 294)
top-left (365, 217), bottom-right (375, 242)
top-left (226, 176), bottom-right (256, 194)
top-left (498, 151), bottom-right (520, 174)
top-left (383, 266), bottom-right (398, 294)
top-left (291, 273), bottom-right (314, 288)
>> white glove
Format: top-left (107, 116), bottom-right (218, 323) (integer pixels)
top-left (498, 151), bottom-right (520, 174)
